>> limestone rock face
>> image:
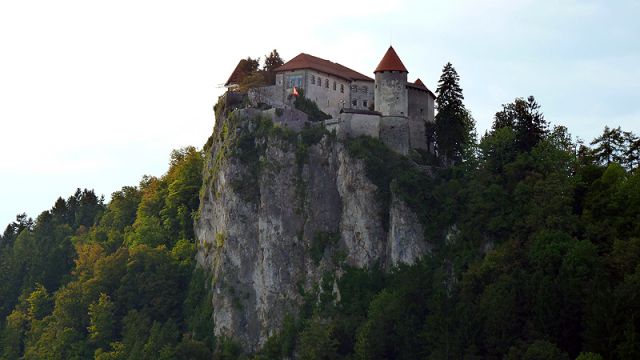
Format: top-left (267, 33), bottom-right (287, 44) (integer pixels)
top-left (195, 111), bottom-right (430, 352)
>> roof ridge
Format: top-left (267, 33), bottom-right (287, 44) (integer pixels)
top-left (274, 53), bottom-right (373, 82)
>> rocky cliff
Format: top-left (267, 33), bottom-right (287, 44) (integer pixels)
top-left (195, 108), bottom-right (430, 352)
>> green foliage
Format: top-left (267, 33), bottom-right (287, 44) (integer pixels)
top-left (493, 95), bottom-right (548, 153)
top-left (294, 88), bottom-right (332, 122)
top-left (88, 293), bottom-right (115, 350)
top-left (0, 148), bottom-right (212, 359)
top-left (346, 136), bottom-right (442, 237)
top-left (435, 62), bottom-right (473, 164)
top-left (299, 316), bottom-right (339, 360)
top-left (310, 232), bottom-right (339, 265)
top-left (262, 49), bottom-right (284, 85)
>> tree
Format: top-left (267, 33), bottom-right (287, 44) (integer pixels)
top-left (299, 317), bottom-right (338, 360)
top-left (494, 96), bottom-right (547, 153)
top-left (262, 49), bottom-right (285, 86)
top-left (27, 284), bottom-right (53, 321)
top-left (263, 49), bottom-right (284, 72)
top-left (88, 293), bottom-right (115, 350)
top-left (623, 130), bottom-right (640, 169)
top-left (590, 126), bottom-right (625, 166)
top-left (435, 62), bottom-right (469, 164)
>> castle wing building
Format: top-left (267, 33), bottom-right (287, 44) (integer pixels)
top-left (271, 53), bottom-right (375, 119)
top-left (234, 47), bottom-right (436, 154)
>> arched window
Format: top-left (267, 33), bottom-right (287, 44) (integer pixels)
top-left (333, 81), bottom-right (337, 91)
top-left (311, 75), bottom-right (315, 85)
top-left (325, 79), bottom-right (329, 88)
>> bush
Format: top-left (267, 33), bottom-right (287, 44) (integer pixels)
top-left (293, 89), bottom-right (332, 122)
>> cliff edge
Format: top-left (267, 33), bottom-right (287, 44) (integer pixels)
top-left (195, 108), bottom-right (430, 351)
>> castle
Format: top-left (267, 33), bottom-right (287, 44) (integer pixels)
top-left (225, 46), bottom-right (435, 155)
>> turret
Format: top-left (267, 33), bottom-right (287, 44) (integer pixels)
top-left (374, 46), bottom-right (409, 117)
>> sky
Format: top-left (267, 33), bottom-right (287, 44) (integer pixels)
top-left (1, 0), bottom-right (639, 228)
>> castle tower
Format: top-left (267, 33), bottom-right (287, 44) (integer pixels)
top-left (374, 46), bottom-right (409, 117)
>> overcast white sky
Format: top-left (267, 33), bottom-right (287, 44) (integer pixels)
top-left (1, 0), bottom-right (639, 228)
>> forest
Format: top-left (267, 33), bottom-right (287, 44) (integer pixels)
top-left (1, 61), bottom-right (640, 359)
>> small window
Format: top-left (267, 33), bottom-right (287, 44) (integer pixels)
top-left (351, 85), bottom-right (358, 92)
top-left (311, 75), bottom-right (315, 85)
top-left (363, 100), bottom-right (368, 108)
top-left (317, 77), bottom-right (321, 86)
top-left (362, 86), bottom-right (368, 94)
top-left (325, 79), bottom-right (329, 88)
top-left (340, 84), bottom-right (344, 93)
top-left (333, 81), bottom-right (337, 91)
top-left (352, 99), bottom-right (357, 107)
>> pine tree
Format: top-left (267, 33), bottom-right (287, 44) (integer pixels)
top-left (263, 49), bottom-right (284, 85)
top-left (623, 130), bottom-right (640, 169)
top-left (514, 96), bottom-right (547, 152)
top-left (493, 96), bottom-right (548, 153)
top-left (590, 126), bottom-right (626, 166)
top-left (435, 62), bottom-right (469, 164)
top-left (263, 49), bottom-right (284, 72)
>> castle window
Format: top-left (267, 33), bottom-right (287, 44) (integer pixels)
top-left (351, 85), bottom-right (358, 92)
top-left (362, 86), bottom-right (368, 94)
top-left (325, 79), bottom-right (329, 88)
top-left (287, 74), bottom-right (303, 88)
top-left (317, 77), bottom-right (321, 86)
top-left (311, 75), bottom-right (315, 85)
top-left (352, 99), bottom-right (357, 107)
top-left (333, 81), bottom-right (336, 91)
top-left (340, 84), bottom-right (344, 93)
top-left (363, 100), bottom-right (368, 108)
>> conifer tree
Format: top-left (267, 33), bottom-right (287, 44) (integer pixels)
top-left (590, 126), bottom-right (625, 166)
top-left (263, 49), bottom-right (284, 72)
top-left (263, 49), bottom-right (284, 85)
top-left (493, 96), bottom-right (547, 153)
top-left (435, 62), bottom-right (469, 164)
top-left (623, 130), bottom-right (640, 169)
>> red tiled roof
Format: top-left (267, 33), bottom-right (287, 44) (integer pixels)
top-left (407, 78), bottom-right (435, 98)
top-left (225, 59), bottom-right (249, 86)
top-left (274, 53), bottom-right (373, 82)
top-left (374, 46), bottom-right (408, 73)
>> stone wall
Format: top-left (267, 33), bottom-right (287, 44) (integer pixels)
top-left (338, 112), bottom-right (380, 139)
top-left (380, 116), bottom-right (410, 155)
top-left (248, 85), bottom-right (283, 109)
top-left (407, 87), bottom-right (433, 150)
top-left (298, 70), bottom-right (352, 119)
top-left (348, 80), bottom-right (375, 111)
top-left (375, 71), bottom-right (408, 117)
